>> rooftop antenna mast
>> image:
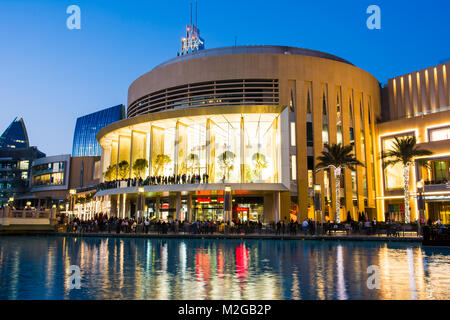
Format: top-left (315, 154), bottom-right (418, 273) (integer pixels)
top-left (181, 0), bottom-right (205, 55)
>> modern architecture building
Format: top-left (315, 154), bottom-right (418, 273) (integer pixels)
top-left (29, 154), bottom-right (71, 205)
top-left (377, 61), bottom-right (450, 224)
top-left (0, 147), bottom-right (46, 208)
top-left (96, 45), bottom-right (382, 223)
top-left (22, 155), bottom-right (102, 216)
top-left (0, 117), bottom-right (29, 149)
top-left (72, 104), bottom-right (125, 157)
top-left (0, 118), bottom-right (45, 207)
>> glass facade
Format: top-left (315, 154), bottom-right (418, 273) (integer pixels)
top-left (0, 118), bottom-right (29, 150)
top-left (31, 161), bottom-right (66, 187)
top-left (0, 147), bottom-right (45, 207)
top-left (72, 105), bottom-right (125, 157)
top-left (381, 133), bottom-right (414, 190)
top-left (429, 125), bottom-right (450, 142)
top-left (422, 159), bottom-right (450, 185)
top-left (101, 113), bottom-right (282, 184)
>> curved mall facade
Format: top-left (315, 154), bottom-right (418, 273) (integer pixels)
top-left (96, 46), bottom-right (381, 223)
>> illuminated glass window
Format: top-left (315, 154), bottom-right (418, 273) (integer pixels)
top-left (322, 124), bottom-right (329, 145)
top-left (291, 155), bottom-right (297, 180)
top-left (382, 133), bottom-right (414, 190)
top-left (359, 100), bottom-right (368, 197)
top-left (336, 91), bottom-right (343, 145)
top-left (290, 122), bottom-right (296, 147)
top-left (429, 125), bottom-right (450, 142)
top-left (72, 105), bottom-right (125, 157)
top-left (351, 171), bottom-right (357, 195)
top-left (368, 104), bottom-right (376, 199)
top-left (324, 170), bottom-right (330, 203)
top-left (433, 161), bottom-right (449, 182)
top-left (322, 92), bottom-right (329, 145)
top-left (108, 113), bottom-right (282, 184)
top-left (19, 160), bottom-right (29, 170)
top-left (307, 169), bottom-right (313, 187)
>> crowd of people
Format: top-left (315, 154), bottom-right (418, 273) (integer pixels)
top-left (60, 213), bottom-right (435, 237)
top-left (98, 173), bottom-right (210, 190)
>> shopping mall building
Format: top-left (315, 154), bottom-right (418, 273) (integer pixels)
top-left (94, 45), bottom-right (450, 224)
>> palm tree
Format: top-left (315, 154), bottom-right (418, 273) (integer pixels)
top-left (132, 158), bottom-right (148, 179)
top-left (381, 136), bottom-right (432, 223)
top-left (118, 160), bottom-right (130, 180)
top-left (316, 143), bottom-right (363, 223)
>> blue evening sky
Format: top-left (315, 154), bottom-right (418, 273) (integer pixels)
top-left (0, 0), bottom-right (449, 155)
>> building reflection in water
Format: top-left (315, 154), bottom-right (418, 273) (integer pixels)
top-left (0, 237), bottom-right (450, 300)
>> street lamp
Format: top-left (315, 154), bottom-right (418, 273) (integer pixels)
top-left (314, 184), bottom-right (322, 234)
top-left (417, 179), bottom-right (425, 236)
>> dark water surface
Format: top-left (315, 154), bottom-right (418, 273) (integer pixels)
top-left (0, 236), bottom-right (449, 300)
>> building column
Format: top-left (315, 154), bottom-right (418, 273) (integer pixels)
top-left (224, 186), bottom-right (232, 223)
top-left (121, 193), bottom-right (128, 219)
top-left (274, 191), bottom-right (281, 223)
top-left (176, 193), bottom-right (181, 221)
top-left (187, 194), bottom-right (192, 222)
top-left (110, 195), bottom-right (117, 218)
top-left (169, 196), bottom-right (176, 221)
top-left (264, 194), bottom-right (274, 223)
top-left (117, 194), bottom-right (122, 218)
top-left (240, 116), bottom-right (245, 183)
top-left (155, 196), bottom-right (161, 220)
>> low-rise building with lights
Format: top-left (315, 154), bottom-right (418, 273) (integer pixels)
top-left (95, 45), bottom-right (383, 223)
top-left (377, 62), bottom-right (450, 224)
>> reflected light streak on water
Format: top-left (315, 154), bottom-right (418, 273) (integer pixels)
top-left (407, 248), bottom-right (418, 300)
top-left (336, 245), bottom-right (347, 300)
top-left (0, 236), bottom-right (449, 300)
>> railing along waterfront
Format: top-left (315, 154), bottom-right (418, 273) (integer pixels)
top-left (1, 207), bottom-right (57, 226)
top-left (1, 209), bottom-right (51, 219)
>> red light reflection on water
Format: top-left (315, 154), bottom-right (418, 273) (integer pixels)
top-left (217, 250), bottom-right (224, 278)
top-left (235, 244), bottom-right (249, 279)
top-left (195, 252), bottom-right (210, 281)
